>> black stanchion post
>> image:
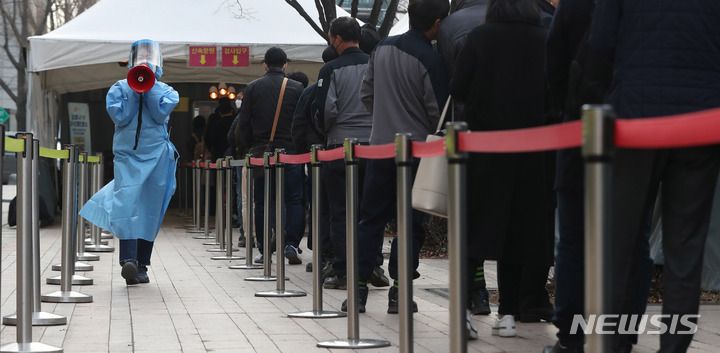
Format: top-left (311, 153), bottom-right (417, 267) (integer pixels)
top-left (582, 105), bottom-right (614, 353)
top-left (317, 138), bottom-right (390, 349)
top-left (446, 122), bottom-right (468, 353)
top-left (289, 144), bottom-right (346, 318)
top-left (395, 133), bottom-right (414, 352)
top-left (246, 152), bottom-right (279, 282)
top-left (230, 155), bottom-right (263, 270)
top-left (256, 149), bottom-right (305, 297)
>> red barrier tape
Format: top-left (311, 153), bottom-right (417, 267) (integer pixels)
top-left (412, 139), bottom-right (445, 158)
top-left (318, 147), bottom-right (344, 161)
top-left (249, 157), bottom-right (263, 166)
top-left (615, 107), bottom-right (720, 148)
top-left (458, 121), bottom-right (582, 153)
top-left (355, 143), bottom-right (396, 159)
top-left (278, 153), bottom-right (311, 164)
top-left (209, 163), bottom-right (217, 169)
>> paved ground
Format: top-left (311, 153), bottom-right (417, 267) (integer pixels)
top-left (0, 187), bottom-right (718, 352)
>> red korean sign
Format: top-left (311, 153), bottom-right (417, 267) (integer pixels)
top-left (221, 46), bottom-right (250, 67)
top-left (188, 46), bottom-right (217, 67)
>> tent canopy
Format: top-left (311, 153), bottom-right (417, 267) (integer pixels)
top-left (28, 0), bottom-right (346, 93)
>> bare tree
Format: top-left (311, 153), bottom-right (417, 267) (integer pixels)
top-left (0, 0), bottom-right (97, 130)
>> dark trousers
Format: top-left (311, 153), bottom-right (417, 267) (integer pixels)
top-left (610, 147), bottom-right (720, 353)
top-left (253, 162), bottom-right (305, 253)
top-left (119, 239), bottom-right (154, 266)
top-left (356, 158), bottom-right (425, 282)
top-left (496, 262), bottom-right (551, 316)
top-left (323, 156), bottom-right (367, 278)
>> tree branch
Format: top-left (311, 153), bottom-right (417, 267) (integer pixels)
top-left (285, 0), bottom-right (328, 41)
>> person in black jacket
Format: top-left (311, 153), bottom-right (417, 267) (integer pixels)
top-left (588, 1), bottom-right (720, 352)
top-left (451, 0), bottom-right (553, 338)
top-left (237, 47), bottom-right (305, 264)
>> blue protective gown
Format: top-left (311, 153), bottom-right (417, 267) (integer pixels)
top-left (80, 79), bottom-right (179, 241)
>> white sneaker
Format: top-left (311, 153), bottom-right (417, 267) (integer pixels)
top-left (466, 311), bottom-right (478, 340)
top-left (491, 315), bottom-right (517, 337)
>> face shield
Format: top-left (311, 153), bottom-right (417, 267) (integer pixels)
top-left (129, 40), bottom-right (163, 74)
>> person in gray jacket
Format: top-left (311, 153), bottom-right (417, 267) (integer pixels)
top-left (340, 0), bottom-right (450, 314)
top-left (312, 17), bottom-right (389, 291)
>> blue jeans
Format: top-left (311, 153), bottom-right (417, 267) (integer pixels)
top-left (235, 166), bottom-right (244, 237)
top-left (253, 162), bottom-right (304, 253)
top-left (119, 239), bottom-right (154, 266)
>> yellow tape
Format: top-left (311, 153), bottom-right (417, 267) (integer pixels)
top-left (87, 156), bottom-right (100, 163)
top-left (4, 136), bottom-right (25, 152)
top-left (39, 146), bottom-right (69, 159)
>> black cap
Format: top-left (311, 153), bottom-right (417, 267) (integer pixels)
top-left (264, 47), bottom-right (287, 68)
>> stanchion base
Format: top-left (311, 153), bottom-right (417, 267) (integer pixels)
top-left (211, 255), bottom-right (245, 260)
top-left (288, 310), bottom-right (347, 319)
top-left (76, 252), bottom-right (100, 261)
top-left (46, 275), bottom-right (93, 285)
top-left (101, 233), bottom-right (113, 239)
top-left (229, 264), bottom-right (263, 270)
top-left (85, 239), bottom-right (108, 245)
top-left (202, 241), bottom-right (220, 246)
top-left (317, 338), bottom-right (391, 349)
top-left (245, 275), bottom-right (286, 282)
top-left (255, 290), bottom-right (307, 297)
top-left (51, 262), bottom-right (93, 272)
top-left (0, 342), bottom-right (63, 353)
top-left (207, 247), bottom-right (239, 252)
top-left (3, 311), bottom-right (67, 326)
top-left (84, 244), bottom-right (114, 252)
top-left (187, 229), bottom-right (206, 234)
top-left (192, 235), bottom-right (214, 239)
top-left (41, 290), bottom-right (93, 303)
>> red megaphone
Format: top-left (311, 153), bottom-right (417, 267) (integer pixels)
top-left (127, 63), bottom-right (156, 93)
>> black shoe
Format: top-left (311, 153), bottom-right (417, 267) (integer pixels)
top-left (542, 342), bottom-right (584, 353)
top-left (137, 264), bottom-right (150, 284)
top-left (519, 304), bottom-right (554, 322)
top-left (284, 245), bottom-right (302, 265)
top-left (238, 235), bottom-right (246, 247)
top-left (341, 285), bottom-right (368, 313)
top-left (323, 275), bottom-right (347, 290)
top-left (121, 261), bottom-right (139, 285)
top-left (370, 266), bottom-right (390, 287)
top-left (387, 286), bottom-right (418, 314)
top-left (321, 262), bottom-right (335, 281)
top-left (306, 262), bottom-right (313, 272)
top-left (469, 288), bottom-right (491, 315)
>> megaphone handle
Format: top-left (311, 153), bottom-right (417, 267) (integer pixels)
top-left (133, 93), bottom-right (143, 150)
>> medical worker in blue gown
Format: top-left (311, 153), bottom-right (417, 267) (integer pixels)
top-left (80, 39), bottom-right (179, 285)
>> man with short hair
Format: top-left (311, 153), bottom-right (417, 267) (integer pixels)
top-left (311, 16), bottom-right (389, 291)
top-left (237, 47), bottom-right (305, 264)
top-left (342, 0), bottom-right (450, 314)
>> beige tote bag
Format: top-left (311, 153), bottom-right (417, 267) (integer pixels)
top-left (411, 96), bottom-right (452, 218)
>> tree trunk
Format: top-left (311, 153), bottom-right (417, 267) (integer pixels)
top-left (350, 0), bottom-right (358, 18)
top-left (378, 0), bottom-right (400, 38)
top-left (368, 0), bottom-right (384, 27)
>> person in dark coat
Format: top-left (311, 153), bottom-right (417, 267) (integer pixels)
top-left (544, 0), bottom-right (607, 351)
top-left (437, 0), bottom-right (492, 318)
top-left (451, 0), bottom-right (554, 337)
top-left (588, 1), bottom-right (720, 352)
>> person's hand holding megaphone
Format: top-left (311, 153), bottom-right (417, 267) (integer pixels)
top-left (127, 63), bottom-right (156, 93)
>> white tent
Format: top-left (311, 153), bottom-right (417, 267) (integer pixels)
top-left (26, 0), bottom-right (346, 145)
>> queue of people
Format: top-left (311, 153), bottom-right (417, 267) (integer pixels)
top-left (84, 1), bottom-right (720, 352)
